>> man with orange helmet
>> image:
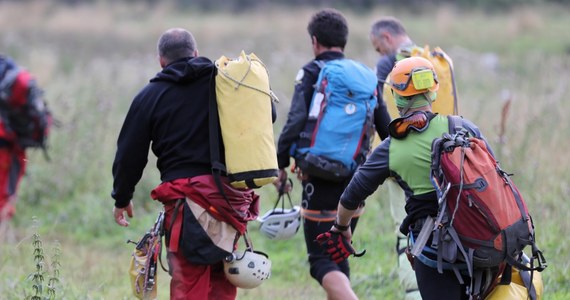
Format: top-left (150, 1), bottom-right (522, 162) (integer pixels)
top-left (369, 17), bottom-right (455, 300)
top-left (320, 56), bottom-right (493, 300)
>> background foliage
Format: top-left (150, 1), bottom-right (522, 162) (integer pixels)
top-left (4, 0), bottom-right (570, 11)
top-left (0, 0), bottom-right (569, 299)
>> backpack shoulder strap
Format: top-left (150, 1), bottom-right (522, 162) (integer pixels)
top-left (447, 115), bottom-right (463, 134)
top-left (518, 264), bottom-right (538, 300)
top-left (208, 67), bottom-right (225, 174)
top-left (311, 60), bottom-right (327, 93)
top-left (208, 67), bottom-right (246, 218)
top-left (0, 57), bottom-right (10, 77)
top-left (313, 60), bottom-right (326, 70)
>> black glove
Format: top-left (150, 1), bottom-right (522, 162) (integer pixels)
top-left (315, 231), bottom-right (366, 264)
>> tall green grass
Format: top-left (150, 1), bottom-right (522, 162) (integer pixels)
top-left (0, 1), bottom-right (569, 299)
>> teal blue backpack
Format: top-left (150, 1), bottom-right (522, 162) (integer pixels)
top-left (293, 59), bottom-right (377, 182)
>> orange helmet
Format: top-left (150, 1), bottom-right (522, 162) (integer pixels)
top-left (389, 56), bottom-right (439, 97)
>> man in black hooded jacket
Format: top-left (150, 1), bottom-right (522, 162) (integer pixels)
top-left (111, 28), bottom-right (258, 299)
top-left (112, 32), bottom-right (213, 202)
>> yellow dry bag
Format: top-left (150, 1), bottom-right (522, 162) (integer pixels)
top-left (384, 45), bottom-right (459, 119)
top-left (213, 51), bottom-right (278, 189)
top-left (485, 267), bottom-right (544, 300)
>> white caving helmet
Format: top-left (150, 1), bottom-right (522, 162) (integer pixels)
top-left (258, 178), bottom-right (300, 240)
top-left (223, 250), bottom-right (272, 289)
top-left (257, 205), bottom-right (301, 240)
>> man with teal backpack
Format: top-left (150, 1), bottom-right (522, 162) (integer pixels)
top-left (275, 8), bottom-right (391, 300)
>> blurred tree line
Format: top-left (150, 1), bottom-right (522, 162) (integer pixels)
top-left (3, 0), bottom-right (569, 12)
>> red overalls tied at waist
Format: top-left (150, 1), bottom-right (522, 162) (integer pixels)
top-left (150, 174), bottom-right (260, 253)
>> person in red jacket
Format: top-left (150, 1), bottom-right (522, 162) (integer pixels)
top-left (0, 55), bottom-right (35, 222)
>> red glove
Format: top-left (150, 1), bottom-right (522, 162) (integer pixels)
top-left (315, 231), bottom-right (366, 264)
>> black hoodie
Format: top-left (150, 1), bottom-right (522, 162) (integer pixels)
top-left (111, 57), bottom-right (216, 207)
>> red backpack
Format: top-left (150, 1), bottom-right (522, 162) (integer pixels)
top-left (0, 56), bottom-right (52, 150)
top-left (427, 115), bottom-right (546, 297)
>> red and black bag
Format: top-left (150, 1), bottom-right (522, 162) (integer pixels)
top-left (0, 56), bottom-right (52, 150)
top-left (428, 115), bottom-right (546, 297)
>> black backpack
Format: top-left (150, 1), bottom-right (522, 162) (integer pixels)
top-left (0, 56), bottom-right (52, 150)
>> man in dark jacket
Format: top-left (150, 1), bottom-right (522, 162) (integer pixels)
top-left (369, 16), bottom-right (421, 300)
top-left (370, 17), bottom-right (414, 103)
top-left (275, 9), bottom-right (391, 300)
top-left (111, 28), bottom-right (259, 300)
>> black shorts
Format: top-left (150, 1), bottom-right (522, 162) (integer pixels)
top-left (301, 176), bottom-right (359, 283)
top-left (414, 258), bottom-right (470, 300)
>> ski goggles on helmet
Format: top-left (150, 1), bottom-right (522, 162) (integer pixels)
top-left (391, 67), bottom-right (438, 93)
top-left (388, 111), bottom-right (433, 139)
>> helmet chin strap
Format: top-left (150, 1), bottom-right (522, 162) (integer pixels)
top-left (398, 92), bottom-right (433, 116)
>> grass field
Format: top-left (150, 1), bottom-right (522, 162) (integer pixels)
top-left (1, 1), bottom-right (569, 299)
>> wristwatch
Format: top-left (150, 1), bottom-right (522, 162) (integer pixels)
top-left (333, 220), bottom-right (350, 232)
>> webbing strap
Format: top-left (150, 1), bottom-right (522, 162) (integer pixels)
top-left (216, 57), bottom-right (278, 102)
top-left (300, 207), bottom-right (364, 222)
top-left (396, 236), bottom-right (407, 255)
top-left (167, 199), bottom-right (184, 253)
top-left (432, 50), bottom-right (460, 115)
top-left (409, 228), bottom-right (469, 272)
top-left (436, 233), bottom-right (444, 274)
top-left (472, 269), bottom-right (483, 297)
top-left (208, 67), bottom-right (224, 174)
top-left (411, 216), bottom-right (434, 258)
top-left (442, 227), bottom-right (473, 279)
top-left (505, 253), bottom-right (538, 272)
top-left (273, 179), bottom-right (295, 212)
top-left (0, 67), bottom-right (19, 97)
top-left (313, 60), bottom-right (326, 70)
top-left (520, 268), bottom-right (537, 300)
top-left (157, 233), bottom-right (169, 274)
top-left (207, 67), bottom-right (245, 218)
top-left (452, 266), bottom-right (464, 285)
top-left (414, 251), bottom-right (468, 272)
top-left (447, 115), bottom-right (463, 134)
